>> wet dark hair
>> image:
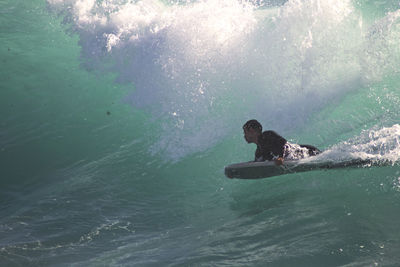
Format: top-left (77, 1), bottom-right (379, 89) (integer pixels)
top-left (243, 119), bottom-right (262, 132)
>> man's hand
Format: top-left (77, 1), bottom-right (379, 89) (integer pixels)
top-left (275, 157), bottom-right (284, 166)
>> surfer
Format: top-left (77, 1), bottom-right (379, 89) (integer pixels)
top-left (243, 119), bottom-right (321, 165)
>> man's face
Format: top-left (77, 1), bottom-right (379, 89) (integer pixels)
top-left (244, 128), bottom-right (259, 143)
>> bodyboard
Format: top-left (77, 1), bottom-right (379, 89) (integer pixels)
top-left (225, 158), bottom-right (373, 179)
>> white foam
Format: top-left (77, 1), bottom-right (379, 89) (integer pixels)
top-left (47, 0), bottom-right (400, 160)
top-left (313, 124), bottom-right (400, 164)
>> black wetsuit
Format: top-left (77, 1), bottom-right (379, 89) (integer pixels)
top-left (255, 131), bottom-right (321, 162)
top-left (255, 131), bottom-right (286, 161)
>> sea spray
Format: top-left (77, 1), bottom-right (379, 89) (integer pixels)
top-left (303, 124), bottom-right (400, 165)
top-left (47, 0), bottom-right (400, 161)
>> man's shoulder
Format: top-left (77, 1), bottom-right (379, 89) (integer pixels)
top-left (262, 130), bottom-right (287, 142)
top-left (262, 130), bottom-right (281, 137)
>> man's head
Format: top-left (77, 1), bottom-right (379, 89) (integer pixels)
top-left (243, 119), bottom-right (262, 144)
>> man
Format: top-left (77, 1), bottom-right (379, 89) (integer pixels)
top-left (243, 119), bottom-right (321, 165)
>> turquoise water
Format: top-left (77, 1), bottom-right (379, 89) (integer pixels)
top-left (1, 0), bottom-right (400, 266)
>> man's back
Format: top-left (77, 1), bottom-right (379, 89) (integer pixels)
top-left (255, 131), bottom-right (287, 161)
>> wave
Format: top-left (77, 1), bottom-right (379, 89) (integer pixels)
top-left (47, 0), bottom-right (400, 160)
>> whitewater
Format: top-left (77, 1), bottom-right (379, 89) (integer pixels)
top-left (1, 0), bottom-right (400, 266)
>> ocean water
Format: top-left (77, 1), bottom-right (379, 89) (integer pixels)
top-left (1, 0), bottom-right (400, 266)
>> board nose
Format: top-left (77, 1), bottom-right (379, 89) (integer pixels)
top-left (224, 167), bottom-right (234, 178)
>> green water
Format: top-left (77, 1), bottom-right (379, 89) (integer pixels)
top-left (1, 0), bottom-right (400, 266)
